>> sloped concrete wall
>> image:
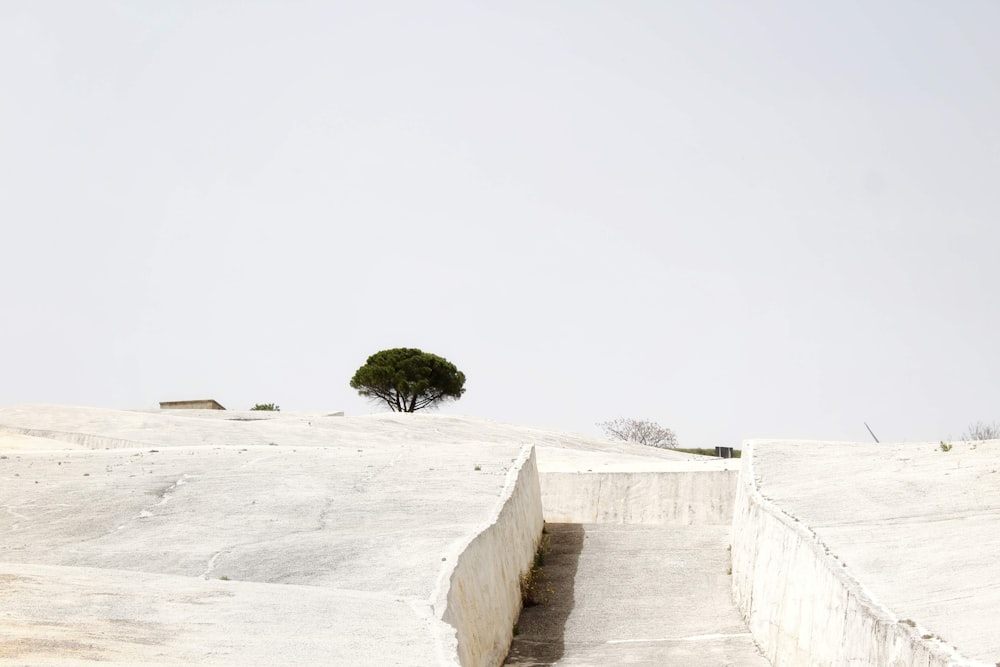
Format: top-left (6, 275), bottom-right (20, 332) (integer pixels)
top-left (731, 442), bottom-right (981, 667)
top-left (438, 446), bottom-right (544, 667)
top-left (540, 470), bottom-right (737, 525)
top-left (0, 424), bottom-right (139, 450)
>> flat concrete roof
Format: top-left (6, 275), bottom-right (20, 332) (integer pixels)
top-left (159, 399), bottom-right (225, 410)
top-left (750, 439), bottom-right (1000, 663)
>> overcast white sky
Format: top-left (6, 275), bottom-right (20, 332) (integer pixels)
top-left (2, 2), bottom-right (998, 445)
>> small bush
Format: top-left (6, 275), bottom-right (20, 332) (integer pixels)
top-left (598, 418), bottom-right (678, 448)
top-left (939, 442), bottom-right (953, 452)
top-left (250, 403), bottom-right (280, 411)
top-left (520, 534), bottom-right (553, 606)
top-left (533, 533), bottom-right (550, 568)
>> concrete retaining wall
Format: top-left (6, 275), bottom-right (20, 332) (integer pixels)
top-left (437, 446), bottom-right (544, 667)
top-left (540, 470), bottom-right (737, 525)
top-left (731, 442), bottom-right (984, 667)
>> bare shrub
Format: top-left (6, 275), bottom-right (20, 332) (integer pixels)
top-left (963, 421), bottom-right (1000, 441)
top-left (598, 418), bottom-right (678, 448)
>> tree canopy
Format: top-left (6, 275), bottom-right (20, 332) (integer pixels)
top-left (350, 348), bottom-right (466, 412)
top-left (250, 403), bottom-right (280, 411)
top-left (598, 417), bottom-right (678, 448)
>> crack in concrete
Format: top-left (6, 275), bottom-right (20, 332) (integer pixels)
top-left (3, 506), bottom-right (30, 521)
top-left (353, 447), bottom-right (407, 493)
top-left (201, 549), bottom-right (229, 579)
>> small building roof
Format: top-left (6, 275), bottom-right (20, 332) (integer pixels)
top-left (159, 399), bottom-right (226, 410)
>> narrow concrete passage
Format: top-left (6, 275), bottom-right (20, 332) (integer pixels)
top-left (504, 523), bottom-right (770, 667)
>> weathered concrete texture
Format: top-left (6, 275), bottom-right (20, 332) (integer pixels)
top-left (0, 405), bottom-right (573, 666)
top-left (732, 439), bottom-right (1000, 667)
top-left (1, 561), bottom-right (440, 666)
top-left (0, 405), bottom-right (703, 458)
top-left (533, 444), bottom-right (712, 471)
top-left (505, 523), bottom-right (770, 666)
top-left (540, 469), bottom-right (737, 525)
top-left (441, 448), bottom-right (544, 667)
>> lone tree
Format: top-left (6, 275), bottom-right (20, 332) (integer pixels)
top-left (250, 403), bottom-right (280, 411)
top-left (350, 348), bottom-right (466, 412)
top-left (598, 417), bottom-right (678, 448)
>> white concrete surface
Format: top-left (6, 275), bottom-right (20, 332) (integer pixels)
top-left (440, 448), bottom-right (543, 667)
top-left (533, 431), bottom-right (739, 525)
top-left (506, 440), bottom-right (759, 664)
top-left (541, 469), bottom-right (737, 525)
top-left (1, 560), bottom-right (443, 666)
top-left (505, 523), bottom-right (770, 666)
top-left (732, 439), bottom-right (1000, 667)
top-left (2, 405), bottom-right (637, 666)
top-left (0, 405), bottom-right (708, 458)
top-left (533, 443), bottom-right (710, 472)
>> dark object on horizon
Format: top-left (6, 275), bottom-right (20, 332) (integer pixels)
top-left (715, 446), bottom-right (734, 458)
top-left (864, 422), bottom-right (879, 443)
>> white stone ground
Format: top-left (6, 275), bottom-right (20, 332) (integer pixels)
top-left (505, 523), bottom-right (771, 667)
top-left (509, 437), bottom-right (765, 665)
top-left (738, 439), bottom-right (1000, 666)
top-left (17, 406), bottom-right (995, 666)
top-left (0, 404), bottom-right (687, 666)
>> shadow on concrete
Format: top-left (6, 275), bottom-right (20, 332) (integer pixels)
top-left (503, 523), bottom-right (585, 666)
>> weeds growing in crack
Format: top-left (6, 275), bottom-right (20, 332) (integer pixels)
top-left (520, 533), bottom-right (554, 606)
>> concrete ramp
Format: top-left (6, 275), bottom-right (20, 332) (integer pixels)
top-left (505, 523), bottom-right (770, 666)
top-left (508, 447), bottom-right (768, 666)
